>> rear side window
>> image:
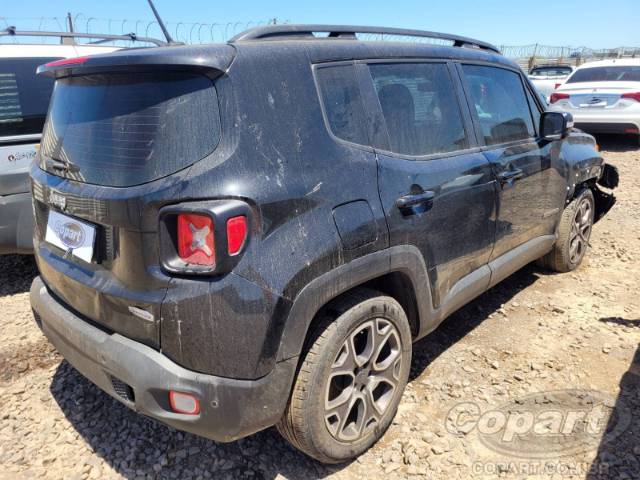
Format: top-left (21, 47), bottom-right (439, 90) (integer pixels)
top-left (315, 65), bottom-right (369, 146)
top-left (41, 72), bottom-right (221, 187)
top-left (462, 65), bottom-right (535, 145)
top-left (369, 63), bottom-right (468, 156)
top-left (567, 65), bottom-right (640, 83)
top-left (0, 57), bottom-right (59, 138)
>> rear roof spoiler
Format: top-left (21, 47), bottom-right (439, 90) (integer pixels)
top-left (36, 44), bottom-right (236, 79)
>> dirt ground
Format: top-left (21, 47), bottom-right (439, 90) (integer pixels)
top-left (0, 135), bottom-right (638, 480)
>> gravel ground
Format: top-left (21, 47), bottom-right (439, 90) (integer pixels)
top-left (0, 135), bottom-right (638, 480)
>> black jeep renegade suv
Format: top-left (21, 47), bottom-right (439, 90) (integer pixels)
top-left (29, 25), bottom-right (617, 463)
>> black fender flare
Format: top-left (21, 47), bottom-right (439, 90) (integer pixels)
top-left (275, 245), bottom-right (433, 362)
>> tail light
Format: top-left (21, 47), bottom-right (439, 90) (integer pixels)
top-left (159, 200), bottom-right (251, 275)
top-left (226, 216), bottom-right (247, 255)
top-left (550, 92), bottom-right (570, 104)
top-left (554, 83), bottom-right (562, 89)
top-left (177, 214), bottom-right (215, 266)
top-left (621, 92), bottom-right (640, 102)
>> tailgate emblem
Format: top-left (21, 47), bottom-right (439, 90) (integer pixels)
top-left (50, 192), bottom-right (66, 210)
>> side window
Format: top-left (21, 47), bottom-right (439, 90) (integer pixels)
top-left (525, 86), bottom-right (542, 135)
top-left (462, 65), bottom-right (535, 145)
top-left (0, 57), bottom-right (59, 138)
top-left (368, 63), bottom-right (468, 156)
top-left (315, 65), bottom-right (369, 146)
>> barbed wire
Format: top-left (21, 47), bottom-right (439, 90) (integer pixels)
top-left (1, 16), bottom-right (638, 60)
top-left (0, 16), bottom-right (284, 44)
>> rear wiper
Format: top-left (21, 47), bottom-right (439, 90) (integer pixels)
top-left (46, 157), bottom-right (80, 174)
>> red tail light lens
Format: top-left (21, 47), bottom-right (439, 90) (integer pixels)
top-left (621, 92), bottom-right (640, 102)
top-left (226, 216), bottom-right (247, 255)
top-left (550, 92), bottom-right (570, 104)
top-left (554, 83), bottom-right (562, 89)
top-left (44, 56), bottom-right (89, 68)
top-left (177, 213), bottom-right (215, 266)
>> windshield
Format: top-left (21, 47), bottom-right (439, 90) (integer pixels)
top-left (567, 65), bottom-right (640, 83)
top-left (41, 72), bottom-right (221, 187)
top-left (530, 67), bottom-right (572, 77)
top-left (0, 57), bottom-right (60, 138)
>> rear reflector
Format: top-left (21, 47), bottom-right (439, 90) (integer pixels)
top-left (169, 391), bottom-right (200, 415)
top-left (226, 216), bottom-right (247, 255)
top-left (550, 92), bottom-right (570, 104)
top-left (44, 56), bottom-right (89, 68)
top-left (621, 92), bottom-right (640, 103)
top-left (177, 213), bottom-right (215, 266)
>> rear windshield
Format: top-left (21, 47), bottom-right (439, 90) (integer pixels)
top-left (529, 67), bottom-right (572, 77)
top-left (0, 57), bottom-right (59, 138)
top-left (41, 72), bottom-right (221, 187)
top-left (567, 65), bottom-right (640, 83)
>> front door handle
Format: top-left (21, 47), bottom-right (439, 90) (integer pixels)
top-left (497, 168), bottom-right (524, 184)
top-left (395, 190), bottom-right (435, 211)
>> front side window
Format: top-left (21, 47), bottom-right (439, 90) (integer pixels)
top-left (369, 63), bottom-right (468, 156)
top-left (462, 65), bottom-right (535, 145)
top-left (0, 57), bottom-right (60, 138)
top-left (315, 65), bottom-right (369, 146)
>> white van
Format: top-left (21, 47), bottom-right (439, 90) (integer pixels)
top-left (0, 30), bottom-right (163, 254)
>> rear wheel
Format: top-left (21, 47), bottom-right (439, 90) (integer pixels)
top-left (277, 289), bottom-right (412, 463)
top-left (538, 188), bottom-right (595, 272)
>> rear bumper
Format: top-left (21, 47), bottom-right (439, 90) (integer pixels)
top-left (0, 192), bottom-right (34, 254)
top-left (30, 275), bottom-right (296, 443)
top-left (574, 122), bottom-right (640, 135)
top-left (549, 107), bottom-right (640, 134)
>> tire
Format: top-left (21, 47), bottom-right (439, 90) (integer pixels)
top-left (277, 289), bottom-right (412, 463)
top-left (537, 188), bottom-right (595, 273)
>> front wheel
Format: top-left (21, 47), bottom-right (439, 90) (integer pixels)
top-left (538, 188), bottom-right (595, 272)
top-left (277, 289), bottom-right (412, 463)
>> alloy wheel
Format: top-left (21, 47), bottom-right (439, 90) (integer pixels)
top-left (569, 197), bottom-right (593, 264)
top-left (324, 318), bottom-right (402, 442)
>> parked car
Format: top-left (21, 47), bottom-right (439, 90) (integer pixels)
top-left (528, 64), bottom-right (574, 102)
top-left (0, 28), bottom-right (164, 254)
top-left (549, 59), bottom-right (640, 144)
top-left (29, 24), bottom-right (618, 463)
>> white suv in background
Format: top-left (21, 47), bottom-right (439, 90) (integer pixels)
top-left (0, 29), bottom-right (163, 254)
top-left (549, 59), bottom-right (640, 144)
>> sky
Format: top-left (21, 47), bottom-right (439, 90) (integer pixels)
top-left (2, 0), bottom-right (638, 49)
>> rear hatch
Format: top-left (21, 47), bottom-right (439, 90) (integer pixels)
top-left (32, 46), bottom-right (234, 348)
top-left (556, 81), bottom-right (640, 110)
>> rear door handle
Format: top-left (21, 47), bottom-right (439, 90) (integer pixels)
top-left (497, 168), bottom-right (524, 184)
top-left (395, 191), bottom-right (435, 210)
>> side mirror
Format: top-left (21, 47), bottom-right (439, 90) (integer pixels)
top-left (540, 111), bottom-right (574, 141)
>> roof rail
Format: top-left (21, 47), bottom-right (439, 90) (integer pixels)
top-left (229, 24), bottom-right (500, 53)
top-left (0, 27), bottom-right (167, 47)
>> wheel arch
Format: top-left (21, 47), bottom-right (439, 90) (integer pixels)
top-left (275, 245), bottom-right (432, 363)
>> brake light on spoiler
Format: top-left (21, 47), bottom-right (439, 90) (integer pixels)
top-left (44, 56), bottom-right (89, 68)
